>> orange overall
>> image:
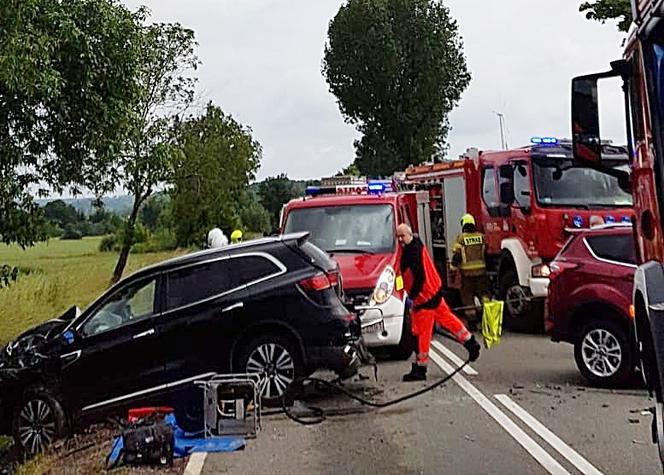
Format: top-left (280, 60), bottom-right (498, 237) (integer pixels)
top-left (401, 237), bottom-right (471, 365)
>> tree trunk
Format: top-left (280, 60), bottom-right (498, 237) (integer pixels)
top-left (110, 196), bottom-right (143, 285)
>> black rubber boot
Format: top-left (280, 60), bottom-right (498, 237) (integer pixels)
top-left (402, 363), bottom-right (427, 382)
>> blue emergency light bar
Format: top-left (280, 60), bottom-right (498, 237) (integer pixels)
top-left (531, 136), bottom-right (559, 146)
top-left (304, 179), bottom-right (393, 197)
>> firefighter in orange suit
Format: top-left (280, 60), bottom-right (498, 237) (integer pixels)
top-left (397, 223), bottom-right (480, 381)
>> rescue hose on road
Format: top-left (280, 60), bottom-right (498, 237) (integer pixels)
top-left (276, 296), bottom-right (528, 425)
top-left (279, 358), bottom-right (470, 426)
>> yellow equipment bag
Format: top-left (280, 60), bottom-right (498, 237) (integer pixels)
top-left (481, 299), bottom-right (504, 349)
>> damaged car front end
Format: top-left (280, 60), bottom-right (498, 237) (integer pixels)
top-left (0, 308), bottom-right (80, 455)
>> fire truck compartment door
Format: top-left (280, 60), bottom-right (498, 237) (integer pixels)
top-left (442, 176), bottom-right (466, 261)
top-left (415, 191), bottom-right (434, 255)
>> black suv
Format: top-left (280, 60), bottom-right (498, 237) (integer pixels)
top-left (0, 233), bottom-right (360, 456)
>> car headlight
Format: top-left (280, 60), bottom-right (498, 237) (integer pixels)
top-left (532, 263), bottom-right (551, 278)
top-left (371, 265), bottom-right (395, 305)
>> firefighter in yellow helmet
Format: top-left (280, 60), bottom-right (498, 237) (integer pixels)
top-left (230, 229), bottom-right (243, 244)
top-left (451, 213), bottom-right (488, 329)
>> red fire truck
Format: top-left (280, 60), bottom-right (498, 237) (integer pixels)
top-left (570, 0), bottom-right (664, 463)
top-left (280, 177), bottom-right (432, 359)
top-left (401, 140), bottom-right (633, 332)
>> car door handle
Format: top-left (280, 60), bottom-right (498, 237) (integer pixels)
top-left (133, 328), bottom-right (155, 340)
top-left (221, 302), bottom-right (244, 313)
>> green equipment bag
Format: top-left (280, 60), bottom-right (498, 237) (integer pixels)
top-left (481, 300), bottom-right (504, 349)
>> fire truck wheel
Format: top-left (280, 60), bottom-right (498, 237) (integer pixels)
top-left (500, 268), bottom-right (543, 334)
top-left (390, 311), bottom-right (416, 360)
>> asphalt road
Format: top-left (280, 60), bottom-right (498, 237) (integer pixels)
top-left (197, 332), bottom-right (661, 475)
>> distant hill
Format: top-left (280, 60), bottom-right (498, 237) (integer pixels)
top-left (37, 195), bottom-right (133, 216)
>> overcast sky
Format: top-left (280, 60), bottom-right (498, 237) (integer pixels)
top-left (123, 0), bottom-right (627, 181)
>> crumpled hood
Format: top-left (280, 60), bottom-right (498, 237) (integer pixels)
top-left (0, 318), bottom-right (68, 369)
top-left (332, 253), bottom-right (397, 290)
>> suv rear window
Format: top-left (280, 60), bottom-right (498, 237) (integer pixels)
top-left (166, 260), bottom-right (234, 310)
top-left (234, 255), bottom-right (281, 285)
top-left (586, 234), bottom-right (636, 265)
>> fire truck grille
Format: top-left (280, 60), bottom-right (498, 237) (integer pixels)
top-left (344, 289), bottom-right (373, 307)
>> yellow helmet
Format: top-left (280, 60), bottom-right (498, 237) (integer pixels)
top-left (460, 213), bottom-right (476, 228)
top-left (231, 229), bottom-right (243, 243)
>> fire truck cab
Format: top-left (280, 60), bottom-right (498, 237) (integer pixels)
top-left (280, 177), bottom-right (432, 359)
top-left (403, 139), bottom-right (633, 332)
top-left (570, 0), bottom-right (664, 464)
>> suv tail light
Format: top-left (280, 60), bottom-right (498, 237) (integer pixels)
top-left (549, 261), bottom-right (578, 281)
top-left (299, 273), bottom-right (334, 292)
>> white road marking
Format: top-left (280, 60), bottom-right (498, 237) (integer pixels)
top-left (495, 394), bottom-right (603, 475)
top-left (431, 340), bottom-right (478, 375)
top-left (184, 452), bottom-right (207, 475)
top-left (429, 349), bottom-right (570, 475)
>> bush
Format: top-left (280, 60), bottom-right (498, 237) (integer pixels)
top-left (61, 224), bottom-right (83, 240)
top-left (132, 228), bottom-right (177, 254)
top-left (99, 235), bottom-right (117, 252)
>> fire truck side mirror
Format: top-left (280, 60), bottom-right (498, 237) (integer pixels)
top-left (571, 66), bottom-right (625, 167)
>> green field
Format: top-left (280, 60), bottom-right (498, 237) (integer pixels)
top-left (0, 237), bottom-right (182, 346)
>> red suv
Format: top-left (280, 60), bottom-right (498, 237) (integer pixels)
top-left (547, 224), bottom-right (636, 386)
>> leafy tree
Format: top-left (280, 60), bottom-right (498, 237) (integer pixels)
top-left (0, 0), bottom-right (144, 256)
top-left (238, 191), bottom-right (271, 234)
top-left (61, 224), bottom-right (84, 240)
top-left (257, 174), bottom-right (300, 230)
top-left (336, 162), bottom-right (361, 177)
top-left (322, 0), bottom-right (471, 176)
top-left (43, 200), bottom-right (82, 227)
top-left (140, 193), bottom-right (170, 232)
top-left (580, 0), bottom-right (632, 32)
top-left (171, 103), bottom-right (262, 247)
top-left (110, 20), bottom-right (199, 284)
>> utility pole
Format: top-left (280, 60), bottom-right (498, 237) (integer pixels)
top-left (493, 111), bottom-right (507, 150)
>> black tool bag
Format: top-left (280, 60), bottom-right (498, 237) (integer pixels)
top-left (122, 420), bottom-right (174, 467)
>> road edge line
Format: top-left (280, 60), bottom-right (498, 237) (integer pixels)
top-left (494, 394), bottom-right (603, 475)
top-left (431, 339), bottom-right (478, 375)
top-left (429, 349), bottom-right (570, 475)
top-left (184, 452), bottom-right (207, 475)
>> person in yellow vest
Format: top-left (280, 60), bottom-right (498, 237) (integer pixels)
top-left (451, 213), bottom-right (488, 328)
top-left (231, 229), bottom-right (243, 244)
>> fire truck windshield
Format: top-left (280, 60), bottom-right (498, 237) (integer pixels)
top-left (533, 159), bottom-right (633, 208)
top-left (283, 204), bottom-right (395, 254)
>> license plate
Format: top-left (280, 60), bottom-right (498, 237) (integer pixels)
top-left (362, 320), bottom-right (385, 335)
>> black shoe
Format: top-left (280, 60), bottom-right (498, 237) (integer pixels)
top-left (402, 363), bottom-right (427, 382)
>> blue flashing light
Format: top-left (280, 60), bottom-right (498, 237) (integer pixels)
top-left (621, 216), bottom-right (632, 224)
top-left (605, 215), bottom-right (616, 224)
top-left (531, 136), bottom-right (559, 146)
top-left (305, 186), bottom-right (321, 196)
top-left (368, 183), bottom-right (386, 194)
top-left (573, 215), bottom-right (584, 228)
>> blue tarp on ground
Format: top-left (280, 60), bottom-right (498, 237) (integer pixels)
top-left (165, 413), bottom-right (246, 457)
